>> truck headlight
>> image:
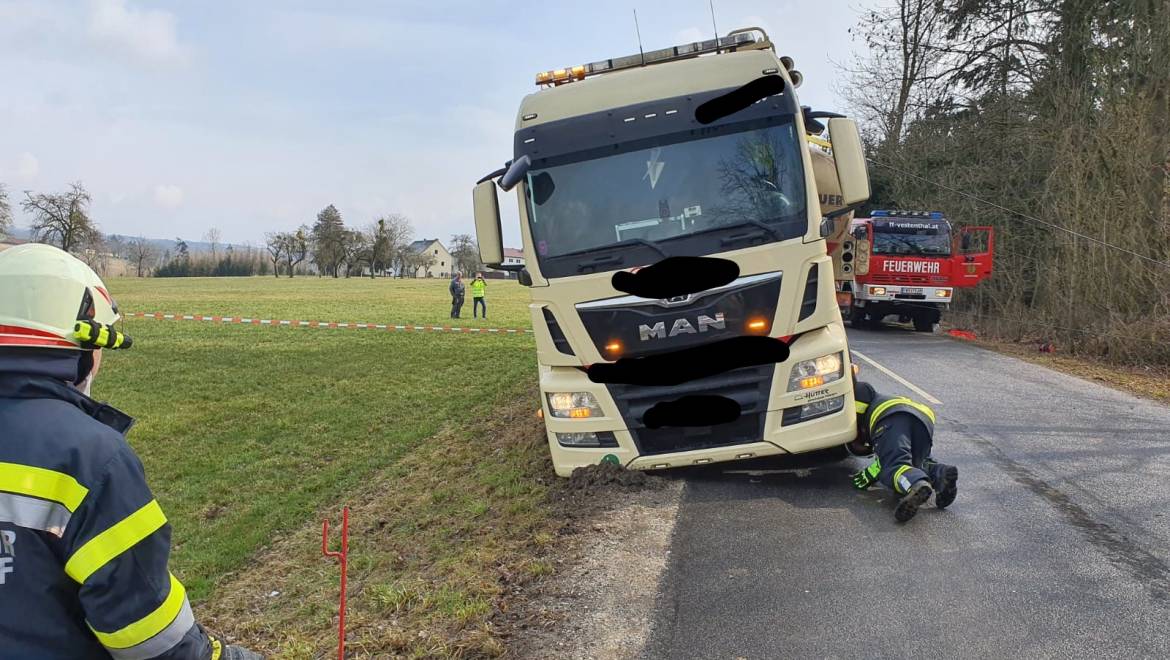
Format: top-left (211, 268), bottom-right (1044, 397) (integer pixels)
top-left (935, 289), bottom-right (952, 298)
top-left (787, 352), bottom-right (844, 391)
top-left (546, 392), bottom-right (604, 419)
top-left (870, 286), bottom-right (887, 296)
top-left (556, 431), bottom-right (619, 448)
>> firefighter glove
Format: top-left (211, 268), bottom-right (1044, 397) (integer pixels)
top-left (851, 459), bottom-right (881, 490)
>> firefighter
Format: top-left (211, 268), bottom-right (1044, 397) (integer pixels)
top-left (847, 370), bottom-right (959, 522)
top-left (0, 244), bottom-right (260, 659)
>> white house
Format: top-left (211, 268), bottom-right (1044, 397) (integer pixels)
top-left (406, 239), bottom-right (453, 278)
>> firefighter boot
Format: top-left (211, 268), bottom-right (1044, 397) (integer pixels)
top-left (894, 479), bottom-right (934, 523)
top-left (924, 458), bottom-right (959, 509)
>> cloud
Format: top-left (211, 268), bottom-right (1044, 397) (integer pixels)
top-left (87, 0), bottom-right (186, 63)
top-left (16, 152), bottom-right (39, 179)
top-left (153, 184), bottom-right (184, 208)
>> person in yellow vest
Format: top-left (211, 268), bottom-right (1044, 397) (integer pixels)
top-left (848, 371), bottom-right (959, 523)
top-left (470, 273), bottom-right (488, 319)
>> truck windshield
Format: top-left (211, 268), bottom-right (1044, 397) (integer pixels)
top-left (525, 118), bottom-right (807, 274)
top-left (871, 222), bottom-right (951, 256)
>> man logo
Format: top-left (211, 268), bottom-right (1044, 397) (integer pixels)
top-left (639, 313), bottom-right (726, 340)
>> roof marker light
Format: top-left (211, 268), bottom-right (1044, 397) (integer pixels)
top-left (665, 109), bottom-right (678, 115)
top-left (533, 29), bottom-right (769, 86)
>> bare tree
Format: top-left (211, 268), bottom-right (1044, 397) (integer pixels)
top-left (0, 183), bottom-right (12, 239)
top-left (284, 227), bottom-right (309, 277)
top-left (203, 227), bottom-right (222, 260)
top-left (403, 249), bottom-right (436, 278)
top-left (380, 213), bottom-right (414, 277)
top-left (837, 0), bottom-right (948, 151)
top-left (265, 232), bottom-right (285, 278)
top-left (21, 182), bottom-right (99, 252)
top-left (128, 238), bottom-right (156, 277)
top-left (129, 238), bottom-right (157, 277)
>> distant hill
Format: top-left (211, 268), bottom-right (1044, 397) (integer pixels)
top-left (4, 226), bottom-right (256, 255)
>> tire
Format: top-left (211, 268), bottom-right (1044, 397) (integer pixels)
top-left (913, 316), bottom-right (935, 332)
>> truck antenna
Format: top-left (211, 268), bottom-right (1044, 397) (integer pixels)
top-left (634, 9), bottom-right (645, 66)
top-left (709, 0), bottom-right (720, 52)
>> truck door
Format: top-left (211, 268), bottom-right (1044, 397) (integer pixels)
top-left (954, 226), bottom-right (994, 282)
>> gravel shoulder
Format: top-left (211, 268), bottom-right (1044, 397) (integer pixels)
top-left (504, 466), bottom-right (684, 660)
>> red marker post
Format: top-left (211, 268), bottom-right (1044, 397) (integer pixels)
top-left (322, 507), bottom-right (349, 659)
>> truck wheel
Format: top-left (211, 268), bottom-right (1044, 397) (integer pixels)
top-left (913, 316), bottom-right (935, 332)
top-left (849, 310), bottom-right (869, 329)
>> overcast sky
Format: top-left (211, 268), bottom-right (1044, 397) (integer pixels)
top-left (0, 0), bottom-right (865, 248)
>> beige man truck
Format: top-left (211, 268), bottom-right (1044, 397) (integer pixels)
top-left (472, 28), bottom-right (872, 476)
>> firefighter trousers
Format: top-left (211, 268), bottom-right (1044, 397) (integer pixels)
top-left (874, 412), bottom-right (933, 494)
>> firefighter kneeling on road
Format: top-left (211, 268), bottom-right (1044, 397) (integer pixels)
top-left (0, 244), bottom-right (260, 659)
top-left (846, 366), bottom-right (959, 522)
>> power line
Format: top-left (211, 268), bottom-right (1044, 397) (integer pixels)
top-left (866, 157), bottom-right (1170, 270)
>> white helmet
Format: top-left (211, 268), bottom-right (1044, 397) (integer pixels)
top-left (0, 243), bottom-right (131, 350)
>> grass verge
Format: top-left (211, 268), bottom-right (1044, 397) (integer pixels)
top-left (198, 384), bottom-right (561, 658)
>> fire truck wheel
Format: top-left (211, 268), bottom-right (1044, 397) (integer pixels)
top-left (913, 316), bottom-right (936, 332)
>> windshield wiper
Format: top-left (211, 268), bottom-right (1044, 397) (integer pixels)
top-left (559, 237), bottom-right (669, 261)
top-left (690, 218), bottom-right (784, 244)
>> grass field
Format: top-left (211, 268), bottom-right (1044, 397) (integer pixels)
top-left (95, 276), bottom-right (556, 657)
top-left (110, 276), bottom-right (533, 329)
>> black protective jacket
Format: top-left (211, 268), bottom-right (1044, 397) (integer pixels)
top-left (0, 349), bottom-right (214, 659)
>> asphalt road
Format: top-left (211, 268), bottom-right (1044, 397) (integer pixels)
top-left (644, 325), bottom-right (1170, 659)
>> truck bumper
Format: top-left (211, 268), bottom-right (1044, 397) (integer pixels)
top-left (539, 324), bottom-right (857, 477)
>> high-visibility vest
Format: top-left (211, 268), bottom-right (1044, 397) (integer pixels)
top-left (470, 279), bottom-right (487, 298)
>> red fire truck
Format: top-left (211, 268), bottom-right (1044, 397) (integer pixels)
top-left (835, 210), bottom-right (993, 331)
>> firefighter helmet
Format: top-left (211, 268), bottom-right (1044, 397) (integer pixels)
top-left (0, 243), bottom-right (131, 350)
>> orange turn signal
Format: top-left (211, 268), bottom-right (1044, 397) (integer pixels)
top-left (568, 407), bottom-right (593, 419)
top-left (799, 375), bottom-right (825, 389)
top-left (605, 340), bottom-right (622, 355)
top-left (747, 318), bottom-right (769, 333)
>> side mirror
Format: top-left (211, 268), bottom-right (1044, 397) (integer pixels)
top-left (499, 155), bottom-right (531, 192)
top-left (473, 181), bottom-right (504, 265)
top-left (518, 268), bottom-right (533, 287)
top-left (827, 118), bottom-right (871, 207)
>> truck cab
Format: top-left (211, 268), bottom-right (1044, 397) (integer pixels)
top-left (472, 29), bottom-right (873, 476)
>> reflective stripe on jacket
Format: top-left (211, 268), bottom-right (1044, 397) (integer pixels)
top-left (0, 349), bottom-right (214, 659)
top-left (855, 391), bottom-right (935, 438)
top-left (470, 279), bottom-right (486, 298)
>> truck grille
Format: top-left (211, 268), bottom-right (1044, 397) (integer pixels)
top-left (605, 363), bottom-right (773, 455)
top-left (866, 273), bottom-right (948, 285)
top-left (577, 271), bottom-right (782, 360)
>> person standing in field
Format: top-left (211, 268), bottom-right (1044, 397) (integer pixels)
top-left (471, 272), bottom-right (488, 319)
top-left (450, 273), bottom-right (465, 318)
top-left (0, 244), bottom-right (261, 659)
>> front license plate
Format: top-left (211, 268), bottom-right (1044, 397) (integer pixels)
top-left (901, 287), bottom-right (923, 295)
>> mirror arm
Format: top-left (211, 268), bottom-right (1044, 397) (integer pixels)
top-left (476, 167), bottom-right (507, 185)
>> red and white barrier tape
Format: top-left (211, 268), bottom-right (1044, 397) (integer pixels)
top-left (127, 312), bottom-right (533, 334)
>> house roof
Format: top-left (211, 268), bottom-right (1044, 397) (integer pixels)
top-left (503, 247), bottom-right (524, 258)
top-left (408, 239), bottom-right (443, 253)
